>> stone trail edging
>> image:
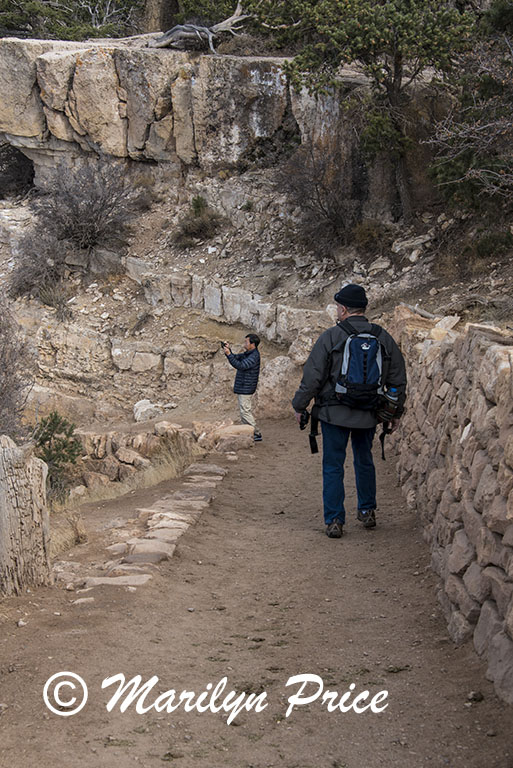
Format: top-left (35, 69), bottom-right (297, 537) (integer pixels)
top-left (53, 462), bottom-right (228, 594)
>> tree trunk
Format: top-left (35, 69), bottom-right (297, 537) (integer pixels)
top-left (395, 152), bottom-right (414, 223)
top-left (0, 436), bottom-right (51, 597)
top-left (143, 0), bottom-right (180, 33)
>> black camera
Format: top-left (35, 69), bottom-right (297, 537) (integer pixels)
top-left (299, 410), bottom-right (310, 430)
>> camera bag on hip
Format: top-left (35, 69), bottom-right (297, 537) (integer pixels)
top-left (335, 320), bottom-right (387, 410)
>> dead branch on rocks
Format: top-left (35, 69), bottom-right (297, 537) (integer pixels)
top-left (399, 302), bottom-right (439, 320)
top-left (148, 1), bottom-right (251, 52)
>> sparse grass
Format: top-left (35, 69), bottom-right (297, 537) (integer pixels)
top-left (352, 218), bottom-right (394, 256)
top-left (172, 196), bottom-right (225, 248)
top-left (38, 283), bottom-right (73, 321)
top-left (9, 231), bottom-right (68, 299)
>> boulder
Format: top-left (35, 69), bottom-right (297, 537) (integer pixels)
top-left (82, 471), bottom-right (111, 488)
top-left (253, 356), bottom-right (299, 419)
top-left (115, 447), bottom-right (151, 469)
top-left (134, 399), bottom-right (164, 422)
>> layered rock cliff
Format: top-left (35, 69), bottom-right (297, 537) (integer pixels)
top-left (0, 35), bottom-right (401, 219)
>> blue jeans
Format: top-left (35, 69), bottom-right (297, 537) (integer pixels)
top-left (321, 421), bottom-right (376, 525)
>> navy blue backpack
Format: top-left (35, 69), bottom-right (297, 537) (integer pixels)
top-left (334, 319), bottom-right (386, 410)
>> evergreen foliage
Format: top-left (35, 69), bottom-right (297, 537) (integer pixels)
top-left (247, 1), bottom-right (474, 99)
top-left (0, 0), bottom-right (143, 40)
top-left (33, 411), bottom-right (82, 494)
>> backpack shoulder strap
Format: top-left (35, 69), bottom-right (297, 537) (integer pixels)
top-left (314, 326), bottom-right (350, 405)
top-left (369, 323), bottom-right (384, 339)
top-left (338, 319), bottom-right (359, 337)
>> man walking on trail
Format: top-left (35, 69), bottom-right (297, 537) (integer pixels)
top-left (223, 333), bottom-right (262, 442)
top-left (292, 284), bottom-right (406, 537)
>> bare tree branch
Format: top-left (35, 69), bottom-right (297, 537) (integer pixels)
top-left (148, 2), bottom-right (251, 52)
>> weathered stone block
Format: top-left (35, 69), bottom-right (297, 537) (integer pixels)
top-left (170, 274), bottom-right (192, 307)
top-left (463, 561), bottom-right (490, 604)
top-left (478, 345), bottom-right (512, 404)
top-left (476, 527), bottom-right (503, 568)
top-left (484, 494), bottom-right (512, 535)
top-left (448, 610), bottom-right (473, 645)
top-left (203, 283), bottom-right (223, 317)
top-left (504, 524), bottom-right (513, 547)
top-left (132, 351), bottom-right (161, 372)
top-left (486, 631), bottom-right (513, 705)
top-left (191, 274), bottom-right (204, 309)
top-left (470, 449), bottom-right (490, 492)
top-left (474, 464), bottom-right (498, 513)
top-left (70, 48), bottom-right (128, 156)
top-left (82, 471), bottom-right (111, 488)
top-left (474, 600), bottom-right (503, 658)
top-left (462, 494), bottom-right (485, 548)
top-left (482, 566), bottom-right (513, 617)
top-left (448, 529), bottom-right (475, 575)
top-left (445, 574), bottom-right (481, 622)
top-left (497, 461), bottom-right (513, 498)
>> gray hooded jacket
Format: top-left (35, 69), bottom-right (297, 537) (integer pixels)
top-left (291, 315), bottom-right (407, 429)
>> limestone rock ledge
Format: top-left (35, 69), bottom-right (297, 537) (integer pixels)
top-left (0, 36), bottom-right (308, 180)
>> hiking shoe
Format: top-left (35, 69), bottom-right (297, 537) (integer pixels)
top-left (326, 522), bottom-right (343, 538)
top-left (253, 432), bottom-right (262, 442)
top-left (357, 509), bottom-right (376, 529)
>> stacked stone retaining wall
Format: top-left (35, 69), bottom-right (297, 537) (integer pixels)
top-left (391, 307), bottom-right (513, 704)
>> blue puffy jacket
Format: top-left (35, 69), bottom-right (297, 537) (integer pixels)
top-left (227, 348), bottom-right (260, 394)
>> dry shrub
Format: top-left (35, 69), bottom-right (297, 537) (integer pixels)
top-left (9, 162), bottom-right (144, 297)
top-left (33, 162), bottom-right (140, 250)
top-left (352, 219), bottom-right (395, 258)
top-left (8, 231), bottom-right (68, 299)
top-left (277, 141), bottom-right (366, 255)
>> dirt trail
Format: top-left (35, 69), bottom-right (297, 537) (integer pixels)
top-left (0, 419), bottom-right (512, 768)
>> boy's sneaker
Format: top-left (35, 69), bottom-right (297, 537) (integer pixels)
top-left (326, 521), bottom-right (343, 538)
top-left (357, 509), bottom-right (376, 529)
top-left (253, 432), bottom-right (262, 442)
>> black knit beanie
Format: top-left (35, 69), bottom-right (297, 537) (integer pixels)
top-left (334, 284), bottom-right (368, 308)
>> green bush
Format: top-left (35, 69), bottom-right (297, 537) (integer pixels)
top-left (33, 411), bottom-right (82, 499)
top-left (475, 229), bottom-right (513, 259)
top-left (482, 0), bottom-right (513, 34)
top-left (0, 0), bottom-right (143, 40)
